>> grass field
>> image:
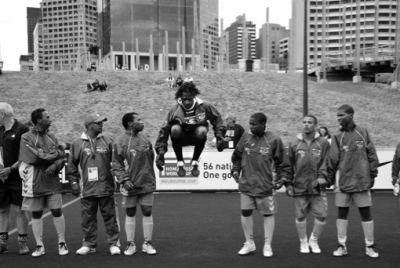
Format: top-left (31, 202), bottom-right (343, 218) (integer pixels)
top-left (1, 70), bottom-right (400, 147)
top-left (2, 192), bottom-right (400, 267)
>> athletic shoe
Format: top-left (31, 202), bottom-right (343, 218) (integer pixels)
top-left (300, 239), bottom-right (310, 253)
top-left (32, 245), bottom-right (45, 257)
top-left (238, 242), bottom-right (256, 255)
top-left (76, 246), bottom-right (96, 255)
top-left (58, 242), bottom-right (69, 255)
top-left (366, 244), bottom-right (379, 258)
top-left (191, 160), bottom-right (200, 177)
top-left (308, 238), bottom-right (321, 253)
top-left (263, 245), bottom-right (273, 257)
top-left (18, 236), bottom-right (29, 255)
top-left (124, 242), bottom-right (136, 256)
top-left (110, 246), bottom-right (121, 255)
top-left (142, 241), bottom-right (157, 255)
top-left (177, 161), bottom-right (186, 177)
top-left (0, 234), bottom-right (8, 254)
top-left (333, 244), bottom-right (347, 257)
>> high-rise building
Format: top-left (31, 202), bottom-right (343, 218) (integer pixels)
top-left (33, 20), bottom-right (44, 71)
top-left (225, 15), bottom-right (256, 65)
top-left (98, 0), bottom-right (219, 71)
top-left (27, 7), bottom-right (42, 55)
top-left (279, 37), bottom-right (289, 70)
top-left (40, 0), bottom-right (98, 71)
top-left (257, 23), bottom-right (289, 69)
top-left (20, 55), bottom-right (34, 71)
top-left (290, 0), bottom-right (398, 70)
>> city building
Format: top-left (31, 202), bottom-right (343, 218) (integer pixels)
top-left (279, 37), bottom-right (289, 70)
top-left (33, 20), bottom-right (44, 71)
top-left (290, 0), bottom-right (398, 71)
top-left (40, 0), bottom-right (98, 71)
top-left (225, 15), bottom-right (256, 65)
top-left (27, 7), bottom-right (42, 55)
top-left (19, 55), bottom-right (34, 71)
top-left (98, 0), bottom-right (219, 71)
top-left (257, 23), bottom-right (289, 69)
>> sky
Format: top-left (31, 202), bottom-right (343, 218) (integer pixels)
top-left (0, 0), bottom-right (292, 71)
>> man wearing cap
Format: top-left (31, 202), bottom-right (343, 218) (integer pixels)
top-left (66, 113), bottom-right (120, 256)
top-left (218, 114), bottom-right (245, 151)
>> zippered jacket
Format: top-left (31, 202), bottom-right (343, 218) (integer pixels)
top-left (155, 98), bottom-right (223, 155)
top-left (391, 142), bottom-right (400, 185)
top-left (231, 130), bottom-right (291, 197)
top-left (18, 128), bottom-right (66, 197)
top-left (327, 125), bottom-right (379, 193)
top-left (112, 131), bottom-right (156, 196)
top-left (288, 133), bottom-right (330, 196)
top-left (66, 132), bottom-right (115, 198)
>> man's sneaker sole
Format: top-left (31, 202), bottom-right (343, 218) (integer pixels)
top-left (124, 249), bottom-right (136, 256)
top-left (76, 248), bottom-right (96, 255)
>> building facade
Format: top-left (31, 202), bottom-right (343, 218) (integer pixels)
top-left (290, 0), bottom-right (398, 70)
top-left (33, 20), bottom-right (44, 71)
top-left (98, 0), bottom-right (219, 71)
top-left (27, 7), bottom-right (42, 55)
top-left (279, 37), bottom-right (289, 70)
top-left (20, 55), bottom-right (34, 71)
top-left (225, 15), bottom-right (256, 65)
top-left (257, 23), bottom-right (289, 69)
top-left (40, 0), bottom-right (98, 71)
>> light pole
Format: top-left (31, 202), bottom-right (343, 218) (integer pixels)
top-left (303, 0), bottom-right (308, 116)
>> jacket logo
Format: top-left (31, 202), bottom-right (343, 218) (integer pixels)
top-left (260, 147), bottom-right (269, 155)
top-left (198, 113), bottom-right (206, 121)
top-left (298, 150), bottom-right (306, 158)
top-left (130, 149), bottom-right (137, 157)
top-left (355, 141), bottom-right (364, 150)
top-left (184, 116), bottom-right (197, 125)
top-left (343, 146), bottom-right (349, 152)
top-left (312, 149), bottom-right (321, 158)
top-left (96, 147), bottom-right (107, 154)
top-left (11, 134), bottom-right (15, 138)
top-left (84, 148), bottom-right (92, 156)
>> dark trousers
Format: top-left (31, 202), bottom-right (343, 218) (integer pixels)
top-left (80, 195), bottom-right (120, 248)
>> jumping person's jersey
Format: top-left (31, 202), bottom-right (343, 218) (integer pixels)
top-left (288, 133), bottom-right (330, 196)
top-left (327, 124), bottom-right (379, 193)
top-left (66, 132), bottom-right (115, 198)
top-left (155, 98), bottom-right (223, 155)
top-left (231, 130), bottom-right (291, 197)
top-left (112, 131), bottom-right (156, 196)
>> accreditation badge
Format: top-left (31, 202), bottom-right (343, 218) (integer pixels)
top-left (88, 167), bottom-right (99, 181)
top-left (228, 141), bottom-right (234, 148)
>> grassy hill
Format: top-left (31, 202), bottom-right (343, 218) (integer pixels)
top-left (0, 70), bottom-right (398, 147)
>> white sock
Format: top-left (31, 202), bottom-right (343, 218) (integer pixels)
top-left (337, 219), bottom-right (348, 244)
top-left (53, 215), bottom-right (66, 243)
top-left (311, 219), bottom-right (326, 240)
top-left (125, 216), bottom-right (136, 242)
top-left (295, 219), bottom-right (307, 241)
top-left (241, 215), bottom-right (254, 243)
top-left (361, 221), bottom-right (374, 246)
top-left (32, 218), bottom-right (43, 246)
top-left (143, 216), bottom-right (154, 242)
top-left (263, 216), bottom-right (275, 246)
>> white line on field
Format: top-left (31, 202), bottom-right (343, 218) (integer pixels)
top-left (9, 197), bottom-right (80, 235)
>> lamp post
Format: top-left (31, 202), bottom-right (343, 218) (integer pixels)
top-left (303, 0), bottom-right (308, 116)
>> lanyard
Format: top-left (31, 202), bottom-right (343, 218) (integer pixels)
top-left (87, 136), bottom-right (97, 160)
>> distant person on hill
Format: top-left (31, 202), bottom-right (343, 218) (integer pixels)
top-left (319, 127), bottom-right (331, 144)
top-left (184, 73), bottom-right (193, 83)
top-left (166, 73), bottom-right (175, 88)
top-left (231, 112), bottom-right (291, 257)
top-left (175, 74), bottom-right (183, 88)
top-left (217, 114), bottom-right (245, 151)
top-left (155, 82), bottom-right (224, 177)
top-left (90, 62), bottom-right (96, 72)
top-left (85, 80), bottom-right (108, 93)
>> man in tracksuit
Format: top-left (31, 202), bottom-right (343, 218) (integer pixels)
top-left (113, 112), bottom-right (157, 256)
top-left (66, 113), bottom-right (120, 256)
top-left (286, 115), bottom-right (330, 254)
top-left (327, 104), bottom-right (379, 258)
top-left (19, 108), bottom-right (68, 257)
top-left (155, 82), bottom-right (224, 177)
top-left (231, 112), bottom-right (291, 258)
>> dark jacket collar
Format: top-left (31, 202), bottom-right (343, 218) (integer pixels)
top-left (340, 122), bottom-right (356, 132)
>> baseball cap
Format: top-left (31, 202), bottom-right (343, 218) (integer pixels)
top-left (84, 113), bottom-right (107, 126)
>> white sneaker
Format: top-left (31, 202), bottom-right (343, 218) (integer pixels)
top-left (76, 246), bottom-right (96, 255)
top-left (238, 242), bottom-right (256, 255)
top-left (110, 246), bottom-right (121, 255)
top-left (124, 242), bottom-right (136, 256)
top-left (58, 242), bottom-right (69, 256)
top-left (333, 244), bottom-right (347, 257)
top-left (142, 241), bottom-right (157, 255)
top-left (32, 245), bottom-right (45, 257)
top-left (309, 238), bottom-right (321, 253)
top-left (263, 245), bottom-right (273, 257)
top-left (300, 239), bottom-right (310, 253)
top-left (366, 245), bottom-right (379, 258)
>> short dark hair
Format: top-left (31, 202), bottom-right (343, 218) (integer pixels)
top-left (122, 112), bottom-right (138, 129)
top-left (303, 114), bottom-right (318, 124)
top-left (31, 108), bottom-right (46, 125)
top-left (338, 104), bottom-right (354, 115)
top-left (251, 113), bottom-right (267, 124)
top-left (175, 82), bottom-right (200, 100)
